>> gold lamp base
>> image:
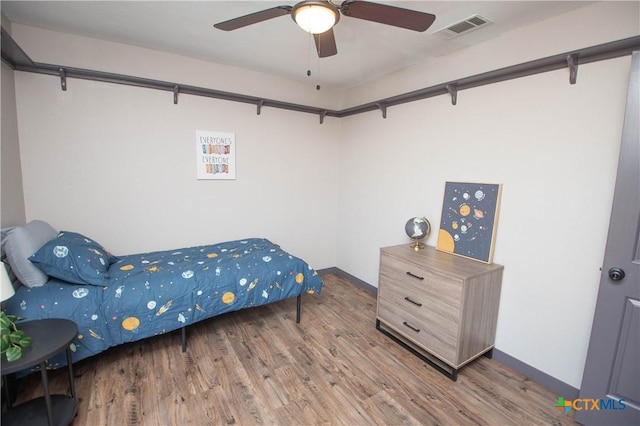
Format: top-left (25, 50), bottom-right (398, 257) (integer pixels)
top-left (410, 239), bottom-right (425, 251)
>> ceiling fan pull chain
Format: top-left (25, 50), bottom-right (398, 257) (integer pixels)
top-left (316, 37), bottom-right (321, 90)
top-left (307, 31), bottom-right (312, 77)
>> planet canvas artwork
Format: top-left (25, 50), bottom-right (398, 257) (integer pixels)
top-left (436, 182), bottom-right (502, 263)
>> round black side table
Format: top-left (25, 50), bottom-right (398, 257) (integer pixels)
top-left (1, 318), bottom-right (78, 426)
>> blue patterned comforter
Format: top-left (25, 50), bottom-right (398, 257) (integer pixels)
top-left (5, 238), bottom-right (323, 369)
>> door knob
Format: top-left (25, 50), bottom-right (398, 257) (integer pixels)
top-left (608, 267), bottom-right (625, 282)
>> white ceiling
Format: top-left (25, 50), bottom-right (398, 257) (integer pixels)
top-left (1, 1), bottom-right (594, 90)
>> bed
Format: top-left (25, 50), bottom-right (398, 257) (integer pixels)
top-left (1, 221), bottom-right (323, 370)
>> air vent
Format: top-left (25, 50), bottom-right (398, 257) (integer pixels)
top-left (436, 15), bottom-right (492, 38)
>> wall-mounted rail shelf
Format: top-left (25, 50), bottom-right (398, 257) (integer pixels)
top-left (2, 27), bottom-right (638, 124)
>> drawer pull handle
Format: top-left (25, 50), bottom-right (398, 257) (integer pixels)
top-left (402, 321), bottom-right (420, 333)
top-left (406, 271), bottom-right (424, 280)
top-left (404, 297), bottom-right (422, 307)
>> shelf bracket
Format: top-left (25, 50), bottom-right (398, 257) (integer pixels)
top-left (59, 68), bottom-right (67, 91)
top-left (446, 84), bottom-right (457, 105)
top-left (319, 110), bottom-right (327, 124)
top-left (257, 99), bottom-right (264, 115)
top-left (376, 102), bottom-right (387, 119)
top-left (173, 85), bottom-right (179, 104)
top-left (566, 54), bottom-right (578, 85)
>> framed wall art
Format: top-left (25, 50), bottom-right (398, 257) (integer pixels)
top-left (196, 130), bottom-right (236, 180)
top-left (436, 181), bottom-right (503, 263)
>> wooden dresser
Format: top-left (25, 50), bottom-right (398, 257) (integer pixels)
top-left (376, 244), bottom-right (503, 380)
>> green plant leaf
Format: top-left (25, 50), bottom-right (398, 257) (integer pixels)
top-left (1, 311), bottom-right (21, 333)
top-left (0, 312), bottom-right (31, 358)
top-left (0, 335), bottom-right (9, 352)
top-left (0, 313), bottom-right (10, 329)
top-left (5, 314), bottom-right (19, 323)
top-left (18, 336), bottom-right (32, 348)
top-left (10, 330), bottom-right (25, 344)
top-left (5, 346), bottom-right (21, 362)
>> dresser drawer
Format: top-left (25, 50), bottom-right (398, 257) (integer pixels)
top-left (377, 298), bottom-right (457, 364)
top-left (377, 280), bottom-right (460, 335)
top-left (379, 253), bottom-right (462, 312)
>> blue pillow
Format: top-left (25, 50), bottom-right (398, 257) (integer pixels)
top-left (30, 231), bottom-right (116, 286)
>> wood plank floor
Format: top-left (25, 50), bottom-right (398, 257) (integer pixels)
top-left (7, 273), bottom-right (578, 425)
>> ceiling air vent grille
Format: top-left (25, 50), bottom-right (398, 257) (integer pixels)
top-left (436, 15), bottom-right (492, 38)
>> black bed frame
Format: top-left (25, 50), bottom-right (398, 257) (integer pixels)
top-left (179, 294), bottom-right (302, 352)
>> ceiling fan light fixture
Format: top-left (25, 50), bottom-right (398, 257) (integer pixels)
top-left (292, 1), bottom-right (340, 34)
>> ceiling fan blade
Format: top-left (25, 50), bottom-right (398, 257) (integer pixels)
top-left (340, 0), bottom-right (436, 32)
top-left (214, 6), bottom-right (292, 31)
top-left (314, 29), bottom-right (338, 58)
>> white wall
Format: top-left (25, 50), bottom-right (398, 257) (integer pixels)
top-left (342, 1), bottom-right (640, 107)
top-left (1, 16), bottom-right (27, 227)
top-left (11, 26), bottom-right (340, 269)
top-left (337, 2), bottom-right (638, 389)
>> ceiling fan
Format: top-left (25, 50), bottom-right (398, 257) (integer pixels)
top-left (214, 0), bottom-right (436, 58)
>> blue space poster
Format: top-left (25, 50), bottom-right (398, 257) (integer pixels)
top-left (436, 182), bottom-right (502, 263)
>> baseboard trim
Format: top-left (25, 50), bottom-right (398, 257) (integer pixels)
top-left (491, 349), bottom-right (579, 399)
top-left (318, 267), bottom-right (579, 399)
top-left (318, 267), bottom-right (377, 296)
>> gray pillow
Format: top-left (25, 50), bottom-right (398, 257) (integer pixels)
top-left (3, 220), bottom-right (58, 287)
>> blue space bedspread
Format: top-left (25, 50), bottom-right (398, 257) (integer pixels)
top-left (5, 238), bottom-right (323, 369)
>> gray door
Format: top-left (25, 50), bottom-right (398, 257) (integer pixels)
top-left (575, 52), bottom-right (640, 425)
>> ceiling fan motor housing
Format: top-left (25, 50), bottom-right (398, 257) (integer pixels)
top-left (291, 1), bottom-right (341, 34)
